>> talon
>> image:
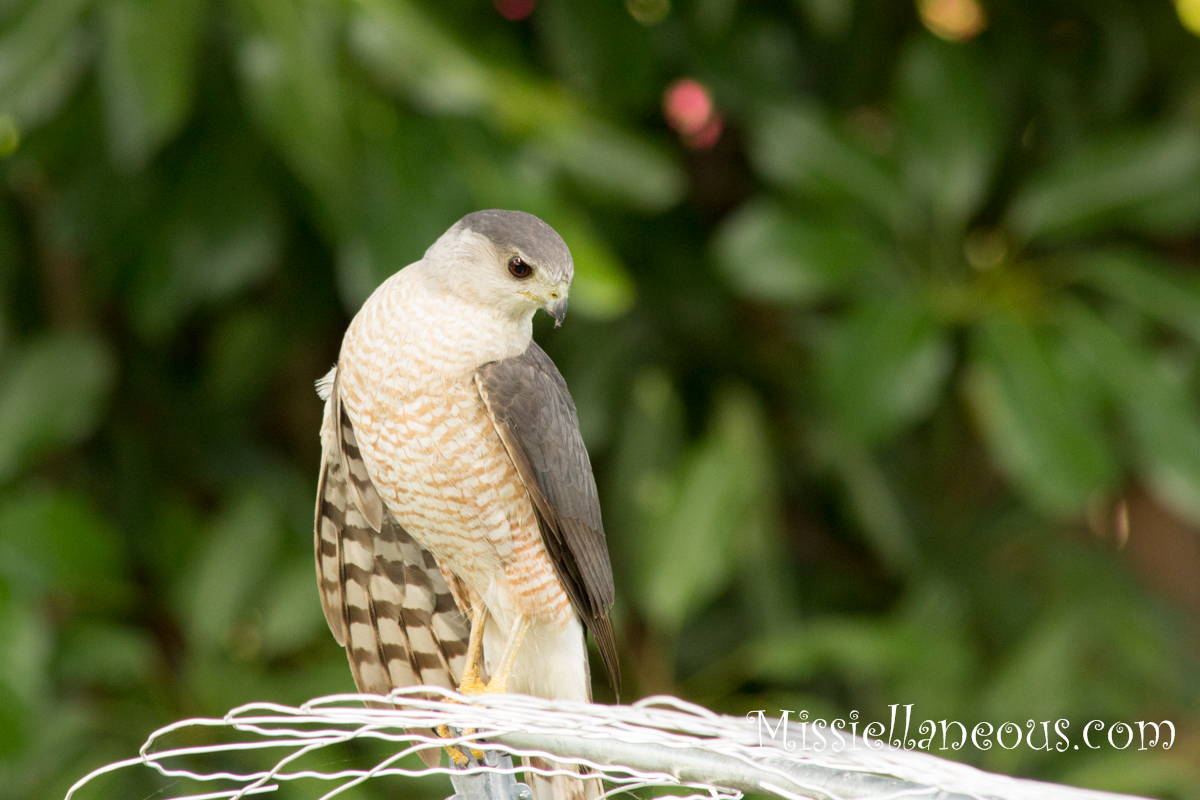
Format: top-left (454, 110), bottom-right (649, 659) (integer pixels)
top-left (439, 604), bottom-right (491, 764)
top-left (439, 723), bottom-right (488, 767)
top-left (465, 729), bottom-right (489, 762)
top-left (437, 724), bottom-right (472, 766)
top-left (443, 609), bottom-right (532, 766)
top-left (458, 676), bottom-right (489, 696)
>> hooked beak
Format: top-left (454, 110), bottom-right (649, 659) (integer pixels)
top-left (522, 281), bottom-right (569, 327)
top-left (545, 296), bottom-right (568, 327)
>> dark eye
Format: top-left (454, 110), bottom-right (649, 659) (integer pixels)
top-left (508, 257), bottom-right (532, 279)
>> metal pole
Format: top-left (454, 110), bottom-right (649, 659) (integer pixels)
top-left (447, 740), bottom-right (534, 800)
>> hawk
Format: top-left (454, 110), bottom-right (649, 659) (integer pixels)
top-left (314, 210), bottom-right (619, 799)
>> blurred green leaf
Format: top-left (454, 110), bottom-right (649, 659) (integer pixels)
top-left (137, 495), bottom-right (207, 590)
top-left (535, 0), bottom-right (655, 110)
top-left (202, 309), bottom-right (282, 407)
top-left (132, 132), bottom-right (282, 338)
top-left (0, 202), bottom-right (17, 352)
top-left (258, 557), bottom-right (327, 657)
top-left (0, 488), bottom-right (126, 600)
top-left (897, 35), bottom-right (1001, 232)
top-left (810, 428), bottom-right (916, 572)
top-left (713, 199), bottom-right (885, 304)
top-left (54, 621), bottom-right (158, 689)
top-left (0, 113), bottom-right (14, 157)
top-left (0, 590), bottom-right (52, 707)
top-left (236, 0), bottom-right (354, 221)
top-left (1091, 8), bottom-right (1147, 121)
top-left (99, 0), bottom-right (205, 169)
top-left (0, 1), bottom-right (22, 29)
top-left (1062, 303), bottom-right (1200, 526)
top-left (748, 581), bottom-right (975, 711)
top-left (983, 600), bottom-right (1183, 727)
top-left (2, 0), bottom-right (1199, 794)
top-left (542, 117), bottom-right (684, 211)
top-left (350, 0), bottom-right (684, 211)
top-left (0, 0), bottom-right (91, 129)
top-left (750, 617), bottom-right (895, 683)
top-left (1007, 126), bottom-right (1200, 241)
top-left (639, 387), bottom-right (778, 632)
top-left (793, 0), bottom-right (853, 38)
top-left (0, 678), bottom-right (28, 757)
top-left (607, 369), bottom-right (686, 579)
top-left (722, 19), bottom-right (805, 103)
top-left (1122, 177), bottom-right (1200, 237)
top-left (349, 0), bottom-right (492, 116)
top-left (1074, 249), bottom-right (1200, 349)
top-left (750, 105), bottom-right (910, 232)
top-left (964, 313), bottom-right (1118, 516)
top-left (179, 493), bottom-right (281, 651)
top-left (692, 0), bottom-right (737, 35)
top-left (980, 609), bottom-right (1093, 728)
top-left (0, 332), bottom-right (116, 482)
top-left (544, 211), bottom-right (634, 319)
top-left (0, 591), bottom-right (41, 757)
top-left (818, 296), bottom-right (952, 443)
top-left (335, 99), bottom-right (472, 308)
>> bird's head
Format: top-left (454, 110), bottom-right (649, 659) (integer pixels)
top-left (423, 210), bottom-right (574, 327)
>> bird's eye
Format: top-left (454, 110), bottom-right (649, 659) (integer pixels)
top-left (508, 257), bottom-right (532, 279)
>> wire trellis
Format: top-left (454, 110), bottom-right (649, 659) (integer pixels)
top-left (64, 686), bottom-right (1148, 800)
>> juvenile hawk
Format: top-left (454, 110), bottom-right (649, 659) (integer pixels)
top-left (314, 210), bottom-right (619, 799)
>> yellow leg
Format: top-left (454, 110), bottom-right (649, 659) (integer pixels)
top-left (482, 614), bottom-right (530, 694)
top-left (457, 604), bottom-right (489, 695)
top-left (439, 604), bottom-right (491, 765)
top-left (440, 613), bottom-right (531, 766)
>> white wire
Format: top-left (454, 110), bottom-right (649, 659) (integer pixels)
top-left (64, 687), bottom-right (1146, 800)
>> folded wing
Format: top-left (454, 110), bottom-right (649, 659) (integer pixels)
top-left (475, 342), bottom-right (620, 698)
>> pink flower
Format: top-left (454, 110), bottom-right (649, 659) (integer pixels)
top-left (663, 79), bottom-right (723, 149)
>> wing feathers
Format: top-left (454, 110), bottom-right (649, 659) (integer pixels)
top-left (475, 342), bottom-right (620, 697)
top-left (314, 453), bottom-right (347, 645)
top-left (337, 400), bottom-right (385, 532)
top-left (341, 519), bottom-right (392, 693)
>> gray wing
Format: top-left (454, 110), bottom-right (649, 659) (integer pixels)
top-left (315, 371), bottom-right (470, 735)
top-left (475, 342), bottom-right (620, 698)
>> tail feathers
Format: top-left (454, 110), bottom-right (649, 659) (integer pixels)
top-left (315, 370), bottom-right (472, 768)
top-left (526, 757), bottom-right (602, 800)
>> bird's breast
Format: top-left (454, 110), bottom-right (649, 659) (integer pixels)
top-left (344, 268), bottom-right (530, 387)
top-left (334, 271), bottom-right (568, 617)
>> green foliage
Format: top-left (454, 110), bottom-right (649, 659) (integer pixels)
top-left (99, 0), bottom-right (205, 168)
top-left (965, 311), bottom-right (1118, 517)
top-left (0, 333), bottom-right (115, 482)
top-left (1, 0), bottom-right (1199, 798)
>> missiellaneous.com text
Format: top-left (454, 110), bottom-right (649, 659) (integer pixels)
top-left (748, 706), bottom-right (1175, 754)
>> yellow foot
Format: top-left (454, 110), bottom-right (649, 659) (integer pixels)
top-left (457, 614), bottom-right (531, 696)
top-left (437, 724), bottom-right (471, 766)
top-left (437, 723), bottom-right (486, 766)
top-left (445, 611), bottom-right (531, 765)
top-left (458, 675), bottom-right (489, 696)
